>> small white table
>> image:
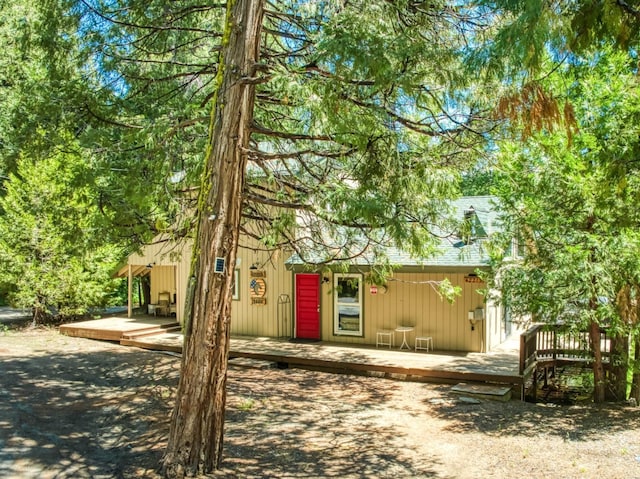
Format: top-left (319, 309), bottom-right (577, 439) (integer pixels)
top-left (395, 326), bottom-right (414, 350)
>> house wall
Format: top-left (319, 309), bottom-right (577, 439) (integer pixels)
top-left (149, 266), bottom-right (177, 306)
top-left (169, 236), bottom-right (294, 337)
top-left (230, 247), bottom-right (293, 337)
top-left (317, 271), bottom-right (491, 352)
top-left (126, 234), bottom-right (189, 321)
top-left (129, 240), bottom-right (502, 352)
top-left (175, 247), bottom-right (192, 324)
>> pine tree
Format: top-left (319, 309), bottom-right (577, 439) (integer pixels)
top-left (0, 135), bottom-right (121, 323)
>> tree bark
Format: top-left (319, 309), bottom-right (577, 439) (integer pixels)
top-left (589, 319), bottom-right (606, 403)
top-left (161, 1), bottom-right (265, 477)
top-left (141, 275), bottom-right (151, 307)
top-left (585, 219), bottom-right (606, 403)
top-left (607, 332), bottom-right (629, 401)
top-left (632, 336), bottom-right (640, 402)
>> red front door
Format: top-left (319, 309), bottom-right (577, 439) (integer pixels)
top-left (295, 274), bottom-right (320, 339)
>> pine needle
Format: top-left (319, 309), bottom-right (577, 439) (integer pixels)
top-left (495, 82), bottom-right (578, 143)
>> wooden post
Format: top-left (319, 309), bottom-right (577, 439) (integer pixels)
top-left (127, 264), bottom-right (133, 318)
top-left (519, 331), bottom-right (526, 374)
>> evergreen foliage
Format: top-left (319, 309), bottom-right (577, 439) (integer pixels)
top-left (0, 135), bottom-right (122, 322)
top-left (488, 49), bottom-right (640, 401)
top-left (69, 0), bottom-right (497, 270)
top-left (472, 0), bottom-right (640, 75)
top-left (2, 1), bottom-right (640, 474)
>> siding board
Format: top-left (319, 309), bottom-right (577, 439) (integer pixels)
top-left (127, 239), bottom-right (500, 352)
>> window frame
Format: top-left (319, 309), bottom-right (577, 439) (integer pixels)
top-left (512, 236), bottom-right (526, 259)
top-left (232, 269), bottom-right (240, 300)
top-left (333, 273), bottom-right (363, 336)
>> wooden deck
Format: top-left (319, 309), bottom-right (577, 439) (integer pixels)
top-left (60, 316), bottom-right (522, 392)
top-left (59, 315), bottom-right (180, 342)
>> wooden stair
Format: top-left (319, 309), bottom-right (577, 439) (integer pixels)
top-left (120, 331), bottom-right (183, 353)
top-left (120, 322), bottom-right (181, 340)
top-left (119, 322), bottom-right (182, 352)
top-left (450, 383), bottom-right (513, 402)
top-left (60, 316), bottom-right (180, 342)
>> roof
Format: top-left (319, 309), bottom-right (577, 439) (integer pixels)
top-left (286, 196), bottom-right (498, 269)
top-left (114, 263), bottom-right (152, 278)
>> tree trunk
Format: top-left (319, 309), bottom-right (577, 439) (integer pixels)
top-left (589, 319), bottom-right (606, 403)
top-left (161, 1), bottom-right (264, 477)
top-left (585, 228), bottom-right (607, 403)
top-left (141, 275), bottom-right (151, 307)
top-left (607, 332), bottom-right (629, 401)
top-left (632, 336), bottom-right (640, 402)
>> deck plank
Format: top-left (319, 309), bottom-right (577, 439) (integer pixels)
top-left (59, 316), bottom-right (178, 341)
top-left (59, 317), bottom-right (522, 390)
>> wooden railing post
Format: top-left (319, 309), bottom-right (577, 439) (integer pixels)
top-left (519, 324), bottom-right (543, 401)
top-left (519, 331), bottom-right (526, 375)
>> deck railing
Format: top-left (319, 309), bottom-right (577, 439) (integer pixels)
top-left (519, 324), bottom-right (540, 377)
top-left (519, 323), bottom-right (611, 401)
top-left (519, 323), bottom-right (611, 376)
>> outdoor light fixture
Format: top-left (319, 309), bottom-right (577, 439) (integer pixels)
top-left (468, 307), bottom-right (485, 331)
top-left (468, 310), bottom-right (476, 330)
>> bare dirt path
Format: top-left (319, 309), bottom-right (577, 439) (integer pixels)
top-left (1, 317), bottom-right (639, 478)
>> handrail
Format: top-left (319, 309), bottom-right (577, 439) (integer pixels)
top-left (519, 324), bottom-right (611, 376)
top-left (519, 324), bottom-right (541, 375)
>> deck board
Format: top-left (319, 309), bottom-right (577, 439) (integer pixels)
top-left (59, 317), bottom-right (522, 390)
top-left (228, 336), bottom-right (521, 386)
top-left (59, 316), bottom-right (178, 341)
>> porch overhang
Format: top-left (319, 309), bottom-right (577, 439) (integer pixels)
top-left (113, 263), bottom-right (152, 319)
top-left (114, 263), bottom-right (151, 278)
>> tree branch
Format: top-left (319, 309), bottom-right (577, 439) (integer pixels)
top-left (251, 121), bottom-right (333, 141)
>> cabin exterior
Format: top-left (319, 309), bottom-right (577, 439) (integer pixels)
top-left (116, 196), bottom-right (514, 353)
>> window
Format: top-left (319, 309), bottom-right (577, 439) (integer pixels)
top-left (512, 236), bottom-right (527, 259)
top-left (233, 269), bottom-right (240, 300)
top-left (334, 274), bottom-right (363, 336)
top-left (458, 207), bottom-right (488, 245)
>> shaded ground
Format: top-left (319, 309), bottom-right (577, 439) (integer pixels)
top-left (1, 313), bottom-right (640, 478)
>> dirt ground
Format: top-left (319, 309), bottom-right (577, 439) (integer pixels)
top-left (1, 313), bottom-right (640, 479)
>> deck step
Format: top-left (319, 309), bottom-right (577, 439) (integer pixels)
top-left (229, 357), bottom-right (276, 370)
top-left (450, 383), bottom-right (513, 402)
top-left (120, 323), bottom-right (180, 340)
top-left (120, 331), bottom-right (183, 353)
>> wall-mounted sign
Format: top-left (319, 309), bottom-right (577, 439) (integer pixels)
top-left (465, 275), bottom-right (484, 283)
top-left (250, 269), bottom-right (266, 278)
top-left (250, 276), bottom-right (266, 305)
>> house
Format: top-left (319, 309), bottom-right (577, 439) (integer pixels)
top-left (115, 196), bottom-right (515, 353)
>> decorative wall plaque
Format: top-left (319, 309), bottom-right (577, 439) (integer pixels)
top-left (250, 269), bottom-right (266, 278)
top-left (250, 276), bottom-right (266, 305)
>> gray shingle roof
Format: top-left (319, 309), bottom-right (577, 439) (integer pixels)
top-left (286, 196), bottom-right (499, 269)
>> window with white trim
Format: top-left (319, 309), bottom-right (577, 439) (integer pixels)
top-left (512, 236), bottom-right (527, 259)
top-left (233, 269), bottom-right (240, 300)
top-left (334, 273), bottom-right (363, 336)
